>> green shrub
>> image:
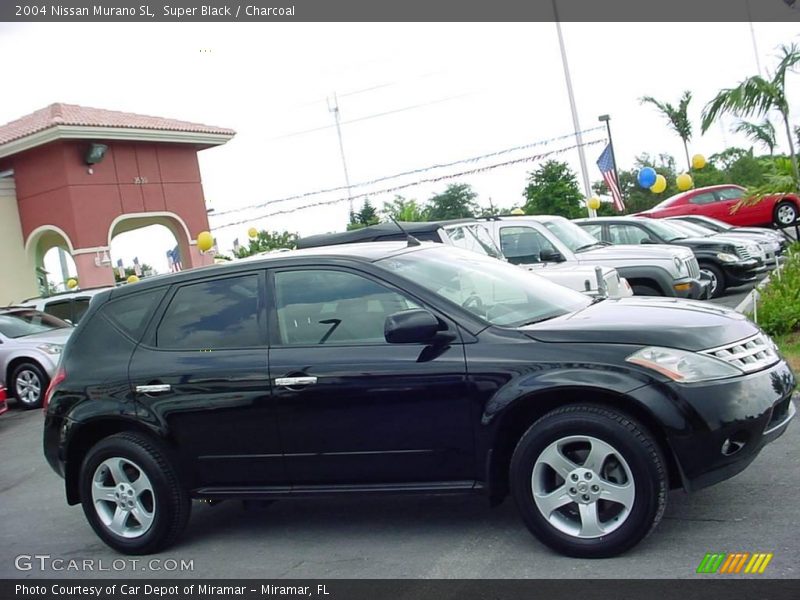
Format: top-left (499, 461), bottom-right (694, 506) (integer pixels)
top-left (756, 244), bottom-right (800, 336)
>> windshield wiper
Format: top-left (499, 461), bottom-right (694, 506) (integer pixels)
top-left (574, 242), bottom-right (603, 252)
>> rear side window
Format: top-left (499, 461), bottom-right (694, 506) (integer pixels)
top-left (103, 289), bottom-right (166, 340)
top-left (43, 300), bottom-right (73, 322)
top-left (156, 275), bottom-right (263, 350)
top-left (689, 192), bottom-right (717, 205)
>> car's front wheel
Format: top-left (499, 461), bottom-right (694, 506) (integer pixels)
top-left (79, 433), bottom-right (191, 555)
top-left (510, 405), bottom-right (667, 558)
top-left (699, 263), bottom-right (725, 299)
top-left (11, 362), bottom-right (49, 409)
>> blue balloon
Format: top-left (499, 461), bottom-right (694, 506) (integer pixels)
top-left (638, 167), bottom-right (657, 189)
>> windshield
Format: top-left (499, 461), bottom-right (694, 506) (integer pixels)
top-left (0, 309), bottom-right (71, 338)
top-left (540, 218), bottom-right (601, 252)
top-left (445, 224), bottom-right (504, 259)
top-left (378, 246), bottom-right (591, 327)
top-left (693, 216), bottom-right (731, 231)
top-left (669, 220), bottom-right (715, 237)
top-left (642, 219), bottom-right (690, 242)
top-left (650, 194), bottom-right (681, 210)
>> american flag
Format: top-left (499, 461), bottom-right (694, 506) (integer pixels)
top-left (596, 144), bottom-right (625, 212)
top-left (167, 247), bottom-right (182, 272)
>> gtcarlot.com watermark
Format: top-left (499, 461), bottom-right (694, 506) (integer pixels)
top-left (14, 554), bottom-right (194, 572)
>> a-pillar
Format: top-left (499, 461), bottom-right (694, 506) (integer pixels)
top-left (73, 250), bottom-right (116, 288)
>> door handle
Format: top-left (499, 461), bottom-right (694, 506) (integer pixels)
top-left (275, 376), bottom-right (318, 388)
top-left (135, 384), bottom-right (172, 394)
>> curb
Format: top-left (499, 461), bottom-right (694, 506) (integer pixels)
top-left (734, 273), bottom-right (772, 315)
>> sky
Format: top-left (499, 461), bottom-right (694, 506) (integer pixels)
top-left (0, 21), bottom-right (797, 282)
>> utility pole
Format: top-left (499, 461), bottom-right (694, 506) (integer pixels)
top-left (744, 0), bottom-right (763, 76)
top-left (552, 0), bottom-right (594, 217)
top-left (327, 92), bottom-right (354, 216)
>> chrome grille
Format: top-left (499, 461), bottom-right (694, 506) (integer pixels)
top-left (703, 333), bottom-right (780, 374)
top-left (685, 256), bottom-right (700, 279)
top-left (735, 246), bottom-right (752, 260)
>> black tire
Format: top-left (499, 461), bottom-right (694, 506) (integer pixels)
top-left (510, 405), bottom-right (667, 558)
top-left (773, 200), bottom-right (798, 227)
top-left (699, 262), bottom-right (725, 299)
top-left (10, 361), bottom-right (49, 409)
top-left (631, 284), bottom-right (661, 296)
top-left (79, 432), bottom-right (191, 555)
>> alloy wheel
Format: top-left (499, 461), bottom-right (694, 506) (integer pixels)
top-left (700, 268), bottom-right (718, 296)
top-left (776, 203), bottom-right (797, 226)
top-left (531, 435), bottom-right (635, 539)
top-left (91, 457), bottom-right (156, 539)
top-left (15, 369), bottom-right (41, 406)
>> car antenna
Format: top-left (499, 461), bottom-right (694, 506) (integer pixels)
top-left (389, 217), bottom-right (421, 247)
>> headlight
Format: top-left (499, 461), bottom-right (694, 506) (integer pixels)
top-left (673, 256), bottom-right (684, 272)
top-left (626, 346), bottom-right (743, 383)
top-left (37, 343), bottom-right (63, 355)
top-left (716, 252), bottom-right (739, 263)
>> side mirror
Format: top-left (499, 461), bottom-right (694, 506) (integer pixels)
top-left (640, 238), bottom-right (655, 244)
top-left (539, 248), bottom-right (565, 262)
top-left (385, 309), bottom-right (441, 344)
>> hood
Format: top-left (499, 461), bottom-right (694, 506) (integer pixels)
top-left (579, 243), bottom-right (692, 261)
top-left (10, 327), bottom-right (73, 347)
top-left (522, 297), bottom-right (757, 352)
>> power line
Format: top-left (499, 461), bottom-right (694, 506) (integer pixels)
top-left (211, 125), bottom-right (606, 219)
top-left (214, 138), bottom-right (605, 230)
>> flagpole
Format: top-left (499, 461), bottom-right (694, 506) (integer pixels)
top-left (599, 114), bottom-right (624, 211)
top-left (552, 0), bottom-right (595, 217)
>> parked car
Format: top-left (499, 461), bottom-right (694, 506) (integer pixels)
top-left (0, 307), bottom-right (72, 409)
top-left (475, 215), bottom-right (707, 298)
top-left (19, 287), bottom-right (111, 325)
top-left (663, 218), bottom-right (783, 269)
top-left (662, 214), bottom-right (789, 254)
top-left (636, 184), bottom-right (800, 228)
top-left (45, 242), bottom-right (796, 557)
top-left (298, 220), bottom-right (632, 298)
top-left (0, 386), bottom-right (7, 417)
top-left (575, 217), bottom-right (766, 299)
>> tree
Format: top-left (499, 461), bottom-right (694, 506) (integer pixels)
top-left (733, 119), bottom-right (777, 154)
top-left (640, 91), bottom-right (694, 171)
top-left (347, 199), bottom-right (380, 230)
top-left (426, 183), bottom-right (480, 220)
top-left (381, 196), bottom-right (428, 222)
top-left (234, 230), bottom-right (298, 258)
top-left (593, 154), bottom-right (679, 215)
top-left (523, 160), bottom-right (584, 218)
top-left (702, 43), bottom-right (800, 189)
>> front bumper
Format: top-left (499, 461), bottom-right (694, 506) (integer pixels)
top-left (722, 258), bottom-right (764, 287)
top-left (677, 277), bottom-right (711, 300)
top-left (657, 359), bottom-right (796, 491)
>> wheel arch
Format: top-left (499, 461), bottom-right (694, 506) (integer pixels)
top-left (484, 386), bottom-right (683, 505)
top-left (5, 356), bottom-right (48, 396)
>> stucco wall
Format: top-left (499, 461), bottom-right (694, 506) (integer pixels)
top-left (0, 177), bottom-right (38, 304)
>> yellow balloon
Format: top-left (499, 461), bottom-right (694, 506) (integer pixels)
top-left (66, 278), bottom-right (78, 289)
top-left (197, 231), bottom-right (214, 252)
top-left (127, 275), bottom-right (140, 284)
top-left (510, 208), bottom-right (525, 215)
top-left (247, 227), bottom-right (259, 238)
top-left (650, 174), bottom-right (667, 194)
top-left (676, 173), bottom-right (694, 191)
top-left (587, 196), bottom-right (601, 211)
top-left (692, 154), bottom-right (707, 170)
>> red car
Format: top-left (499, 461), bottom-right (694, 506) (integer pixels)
top-left (637, 184), bottom-right (800, 228)
top-left (0, 386), bottom-right (7, 416)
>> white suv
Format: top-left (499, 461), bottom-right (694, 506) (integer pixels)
top-left (18, 287), bottom-right (112, 325)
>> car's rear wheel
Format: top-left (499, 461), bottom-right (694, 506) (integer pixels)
top-left (79, 433), bottom-right (191, 555)
top-left (11, 362), bottom-right (48, 409)
top-left (699, 263), bottom-right (725, 298)
top-left (510, 405), bottom-right (667, 558)
top-left (774, 200), bottom-right (798, 227)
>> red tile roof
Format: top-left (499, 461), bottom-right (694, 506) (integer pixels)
top-left (0, 103), bottom-right (235, 146)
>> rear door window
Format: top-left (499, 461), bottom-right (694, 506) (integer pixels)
top-left (689, 192), bottom-right (717, 205)
top-left (43, 300), bottom-right (73, 322)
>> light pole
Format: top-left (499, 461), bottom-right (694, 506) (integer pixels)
top-left (327, 92), bottom-right (354, 217)
top-left (552, 0), bottom-right (593, 216)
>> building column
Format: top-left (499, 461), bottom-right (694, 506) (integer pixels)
top-left (73, 250), bottom-right (116, 288)
top-left (188, 243), bottom-right (214, 268)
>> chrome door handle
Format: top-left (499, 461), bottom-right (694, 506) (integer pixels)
top-left (275, 376), bottom-right (317, 387)
top-left (135, 384), bottom-right (171, 394)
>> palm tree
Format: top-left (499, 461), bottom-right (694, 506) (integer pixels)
top-left (701, 43), bottom-right (800, 187)
top-left (733, 119), bottom-right (777, 154)
top-left (640, 91), bottom-right (693, 171)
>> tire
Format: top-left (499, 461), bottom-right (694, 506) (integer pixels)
top-left (10, 362), bottom-right (49, 409)
top-left (631, 284), bottom-right (660, 296)
top-left (773, 200), bottom-right (798, 227)
top-left (698, 263), bottom-right (725, 299)
top-left (79, 432), bottom-right (191, 555)
top-left (510, 405), bottom-right (667, 558)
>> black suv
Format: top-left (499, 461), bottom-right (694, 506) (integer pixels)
top-left (44, 243), bottom-right (796, 557)
top-left (575, 216), bottom-right (766, 298)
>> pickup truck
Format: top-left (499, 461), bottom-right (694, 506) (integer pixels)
top-left (476, 215), bottom-right (709, 298)
top-left (296, 220), bottom-right (632, 298)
